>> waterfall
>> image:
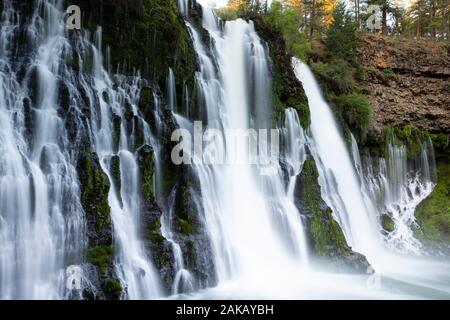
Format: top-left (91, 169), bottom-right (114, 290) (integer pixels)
top-left (351, 135), bottom-right (436, 254)
top-left (1, 0), bottom-right (449, 300)
top-left (171, 9), bottom-right (309, 291)
top-left (293, 58), bottom-right (450, 296)
top-left (0, 0), bottom-right (162, 299)
top-left (0, 0), bottom-right (85, 299)
top-left (293, 58), bottom-right (382, 258)
top-left (73, 23), bottom-right (162, 301)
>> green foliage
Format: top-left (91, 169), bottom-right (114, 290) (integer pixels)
top-left (80, 155), bottom-right (111, 232)
top-left (177, 217), bottom-right (195, 235)
top-left (386, 125), bottom-right (428, 159)
top-left (311, 59), bottom-right (356, 95)
top-left (104, 279), bottom-right (123, 300)
top-left (265, 2), bottom-right (311, 60)
top-left (145, 218), bottom-right (165, 244)
top-left (325, 2), bottom-right (359, 65)
top-left (75, 0), bottom-right (197, 89)
top-left (336, 93), bottom-right (372, 137)
top-left (430, 133), bottom-right (449, 153)
top-left (415, 155), bottom-right (450, 243)
top-left (185, 240), bottom-right (197, 270)
top-left (381, 214), bottom-right (395, 233)
top-left (87, 245), bottom-right (115, 275)
top-left (140, 147), bottom-right (155, 203)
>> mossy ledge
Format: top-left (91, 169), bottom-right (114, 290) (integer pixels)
top-left (295, 156), bottom-right (369, 272)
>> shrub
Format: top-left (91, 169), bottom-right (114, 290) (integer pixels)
top-left (336, 93), bottom-right (372, 137)
top-left (265, 2), bottom-right (311, 60)
top-left (311, 59), bottom-right (355, 95)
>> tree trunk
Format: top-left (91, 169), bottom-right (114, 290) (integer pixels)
top-left (430, 0), bottom-right (436, 38)
top-left (382, 1), bottom-right (387, 35)
top-left (309, 0), bottom-right (316, 40)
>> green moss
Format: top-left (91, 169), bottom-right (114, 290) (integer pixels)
top-left (335, 93), bottom-right (372, 139)
top-left (87, 245), bottom-right (115, 276)
top-left (112, 115), bottom-right (121, 152)
top-left (139, 86), bottom-right (154, 123)
top-left (140, 147), bottom-right (155, 203)
top-left (415, 155), bottom-right (450, 243)
top-left (104, 279), bottom-right (122, 300)
top-left (252, 15), bottom-right (310, 128)
top-left (145, 217), bottom-right (172, 270)
top-left (381, 214), bottom-right (395, 233)
top-left (386, 125), bottom-right (428, 160)
top-left (177, 217), bottom-right (194, 235)
top-left (300, 159), bottom-right (350, 256)
top-left (102, 91), bottom-right (110, 104)
top-left (430, 133), bottom-right (449, 153)
top-left (110, 155), bottom-right (121, 192)
top-left (311, 60), bottom-right (357, 96)
top-left (76, 0), bottom-right (197, 92)
top-left (80, 155), bottom-right (111, 232)
top-left (145, 218), bottom-right (165, 244)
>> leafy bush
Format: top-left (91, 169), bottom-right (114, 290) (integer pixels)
top-left (336, 93), bottom-right (372, 137)
top-left (311, 59), bottom-right (355, 95)
top-left (265, 2), bottom-right (311, 60)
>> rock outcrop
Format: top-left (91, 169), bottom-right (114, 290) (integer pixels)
top-left (358, 34), bottom-right (450, 138)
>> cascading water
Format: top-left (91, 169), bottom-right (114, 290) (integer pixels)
top-left (0, 0), bottom-right (163, 299)
top-left (293, 58), bottom-right (450, 297)
top-left (1, 0), bottom-right (449, 300)
top-left (172, 8), bottom-right (310, 295)
top-left (351, 135), bottom-right (437, 254)
top-left (0, 0), bottom-right (85, 299)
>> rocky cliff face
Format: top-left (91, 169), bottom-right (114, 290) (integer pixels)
top-left (358, 34), bottom-right (450, 138)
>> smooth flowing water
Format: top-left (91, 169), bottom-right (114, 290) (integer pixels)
top-left (0, 0), bottom-right (85, 299)
top-left (174, 10), bottom-right (311, 289)
top-left (292, 58), bottom-right (450, 298)
top-left (0, 0), bottom-right (449, 300)
top-left (0, 0), bottom-right (162, 299)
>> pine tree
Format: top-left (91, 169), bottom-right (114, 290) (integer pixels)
top-left (325, 2), bottom-right (359, 63)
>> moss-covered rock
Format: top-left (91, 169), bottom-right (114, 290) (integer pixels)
top-left (104, 279), bottom-right (123, 300)
top-left (110, 155), bottom-right (121, 193)
top-left (138, 144), bottom-right (155, 203)
top-left (381, 214), bottom-right (395, 233)
top-left (77, 151), bottom-right (112, 246)
top-left (415, 153), bottom-right (450, 245)
top-left (335, 93), bottom-right (372, 141)
top-left (295, 156), bottom-right (369, 271)
top-left (385, 125), bottom-right (429, 160)
top-left (72, 0), bottom-right (197, 94)
top-left (87, 245), bottom-right (115, 277)
top-left (85, 245), bottom-right (123, 300)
